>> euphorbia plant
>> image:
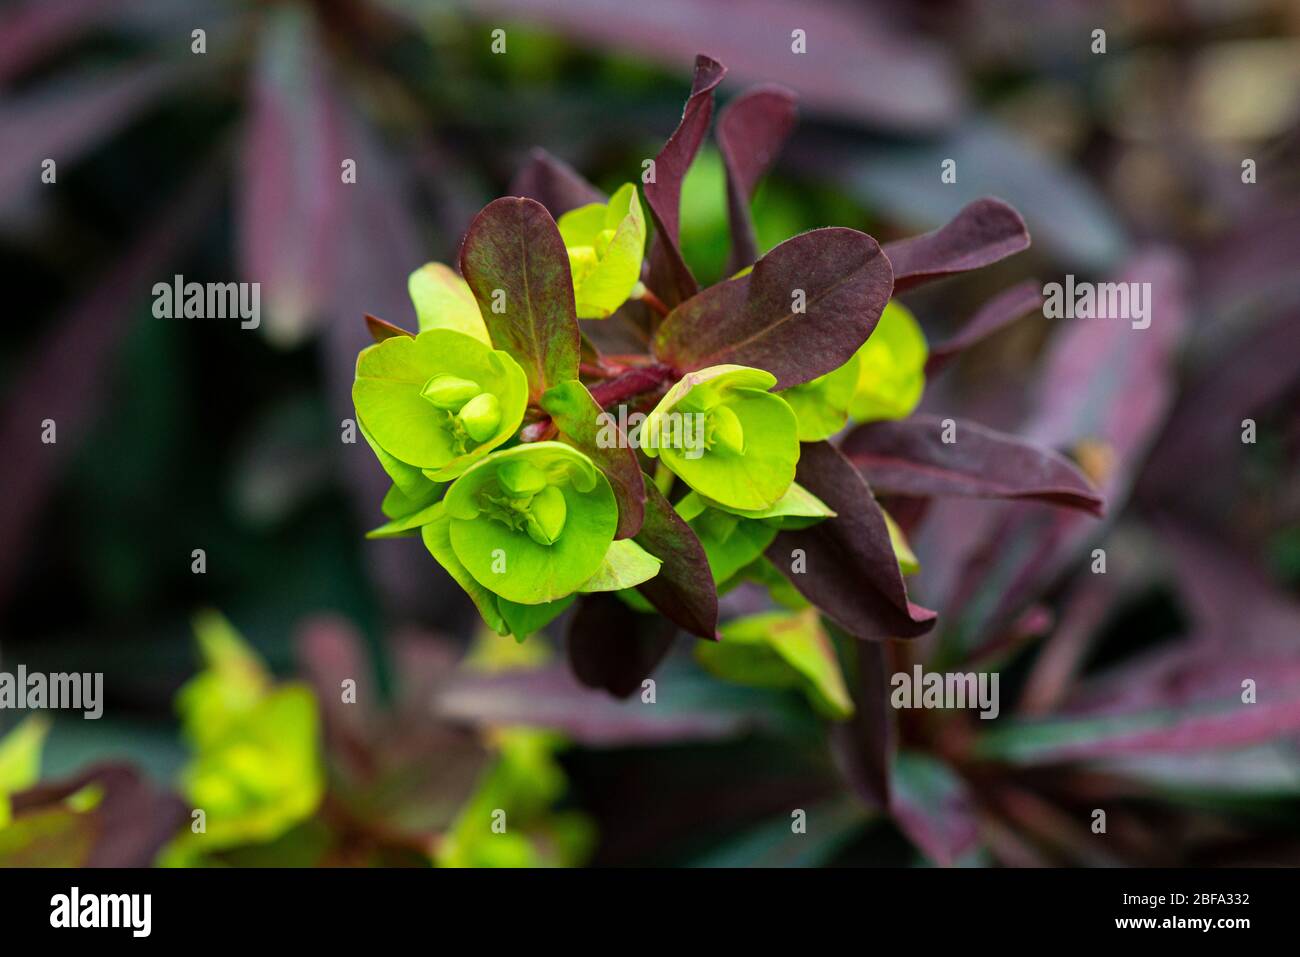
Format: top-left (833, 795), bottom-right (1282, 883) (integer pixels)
top-left (353, 55), bottom-right (1102, 701)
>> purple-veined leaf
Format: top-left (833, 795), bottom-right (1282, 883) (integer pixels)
top-left (633, 477), bottom-right (718, 639)
top-left (829, 637), bottom-right (895, 810)
top-left (891, 752), bottom-right (981, 867)
top-left (540, 379), bottom-right (645, 539)
top-left (441, 0), bottom-right (960, 130)
top-left (644, 54), bottom-right (726, 308)
top-left (435, 655), bottom-right (809, 747)
top-left (508, 147), bottom-right (605, 218)
top-left (843, 414), bottom-right (1103, 515)
top-left (924, 280), bottom-right (1043, 375)
top-left (717, 84), bottom-right (798, 274)
top-left (0, 60), bottom-right (180, 211)
top-left (237, 4), bottom-right (346, 346)
top-left (567, 592), bottom-right (677, 698)
top-left (768, 442), bottom-right (936, 640)
top-left (7, 764), bottom-right (186, 867)
top-left (882, 198), bottom-right (1029, 294)
top-left (655, 228), bottom-right (891, 389)
top-left (459, 196), bottom-right (581, 400)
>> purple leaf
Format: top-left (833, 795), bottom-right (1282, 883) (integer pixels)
top-left (633, 477), bottom-right (718, 639)
top-left (540, 379), bottom-right (645, 539)
top-left (9, 764), bottom-right (186, 867)
top-left (717, 84), bottom-right (798, 274)
top-left (767, 442), bottom-right (936, 640)
top-left (829, 638), bottom-right (895, 810)
top-left (891, 752), bottom-right (981, 866)
top-left (435, 657), bottom-right (801, 747)
top-left (363, 313), bottom-right (414, 342)
top-left (0, 0), bottom-right (116, 84)
top-left (0, 61), bottom-right (180, 210)
top-left (446, 1), bottom-right (959, 130)
top-left (882, 198), bottom-right (1029, 293)
top-left (644, 54), bottom-right (726, 308)
top-left (459, 196), bottom-right (581, 400)
top-left (655, 228), bottom-right (892, 389)
top-left (924, 280), bottom-right (1043, 375)
top-left (843, 414), bottom-right (1103, 515)
top-left (507, 147), bottom-right (605, 218)
top-left (567, 592), bottom-right (677, 698)
top-left (237, 5), bottom-right (346, 346)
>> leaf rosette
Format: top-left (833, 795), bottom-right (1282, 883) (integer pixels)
top-left (353, 328), bottom-right (528, 484)
top-left (641, 365), bottom-right (799, 511)
top-left (556, 183), bottom-right (647, 319)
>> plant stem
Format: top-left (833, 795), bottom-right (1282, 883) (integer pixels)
top-left (635, 283), bottom-right (670, 318)
top-left (519, 363), bottom-right (677, 443)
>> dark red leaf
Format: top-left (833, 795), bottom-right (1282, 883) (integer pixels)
top-left (767, 442), bottom-right (936, 640)
top-left (924, 280), bottom-right (1043, 375)
top-left (567, 592), bottom-right (677, 698)
top-left (654, 228), bottom-right (891, 389)
top-left (633, 477), bottom-right (718, 639)
top-left (363, 313), bottom-right (414, 342)
top-left (541, 379), bottom-right (646, 539)
top-left (507, 147), bottom-right (605, 218)
top-left (459, 196), bottom-right (581, 400)
top-left (883, 198), bottom-right (1029, 293)
top-left (644, 54), bottom-right (727, 307)
top-left (717, 84), bottom-right (798, 274)
top-left (843, 414), bottom-right (1103, 515)
top-left (829, 636), bottom-right (895, 811)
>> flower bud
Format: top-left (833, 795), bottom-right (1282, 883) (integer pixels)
top-left (523, 484), bottom-right (567, 546)
top-left (498, 460), bottom-right (548, 497)
top-left (456, 393), bottom-right (502, 442)
top-left (708, 404), bottom-right (745, 454)
top-left (421, 374), bottom-right (481, 410)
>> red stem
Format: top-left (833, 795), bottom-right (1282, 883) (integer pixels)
top-left (519, 363), bottom-right (677, 443)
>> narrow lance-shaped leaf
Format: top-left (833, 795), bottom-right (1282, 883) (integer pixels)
top-left (541, 379), bottom-right (646, 539)
top-left (655, 228), bottom-right (892, 390)
top-left (508, 147), bottom-right (606, 219)
top-left (567, 592), bottom-right (677, 698)
top-left (717, 84), bottom-right (798, 274)
top-left (633, 476), bottom-right (719, 640)
top-left (767, 442), bottom-right (936, 640)
top-left (459, 197), bottom-right (581, 399)
top-left (925, 280), bottom-right (1042, 375)
top-left (829, 636), bottom-right (895, 811)
top-left (882, 198), bottom-right (1029, 294)
top-left (843, 414), bottom-right (1104, 515)
top-left (644, 54), bottom-right (727, 308)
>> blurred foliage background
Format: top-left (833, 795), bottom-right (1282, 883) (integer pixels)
top-left (1, 0), bottom-right (1298, 866)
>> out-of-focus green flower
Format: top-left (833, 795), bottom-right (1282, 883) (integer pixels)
top-left (353, 329), bottom-right (528, 485)
top-left (556, 183), bottom-right (646, 319)
top-left (848, 300), bottom-right (928, 422)
top-left (642, 365), bottom-right (799, 511)
top-left (0, 717), bottom-right (49, 830)
top-left (160, 612), bottom-right (323, 864)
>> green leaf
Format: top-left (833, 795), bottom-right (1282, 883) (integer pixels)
top-left (498, 595), bottom-right (575, 640)
top-left (353, 328), bottom-right (528, 481)
top-left (579, 539), bottom-right (662, 593)
top-left (408, 262), bottom-right (491, 343)
top-left (693, 481), bottom-right (836, 525)
top-left (644, 365), bottom-right (799, 511)
top-left (696, 608), bottom-right (854, 719)
top-left (443, 443), bottom-right (618, 604)
top-left (781, 352), bottom-right (860, 442)
top-left (421, 506), bottom-right (509, 636)
top-left (366, 496), bottom-right (446, 539)
top-left (883, 508), bottom-right (920, 575)
top-left (459, 197), bottom-right (581, 399)
top-left (849, 300), bottom-right (928, 422)
top-left (557, 183), bottom-right (646, 319)
top-left (380, 479), bottom-right (443, 521)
